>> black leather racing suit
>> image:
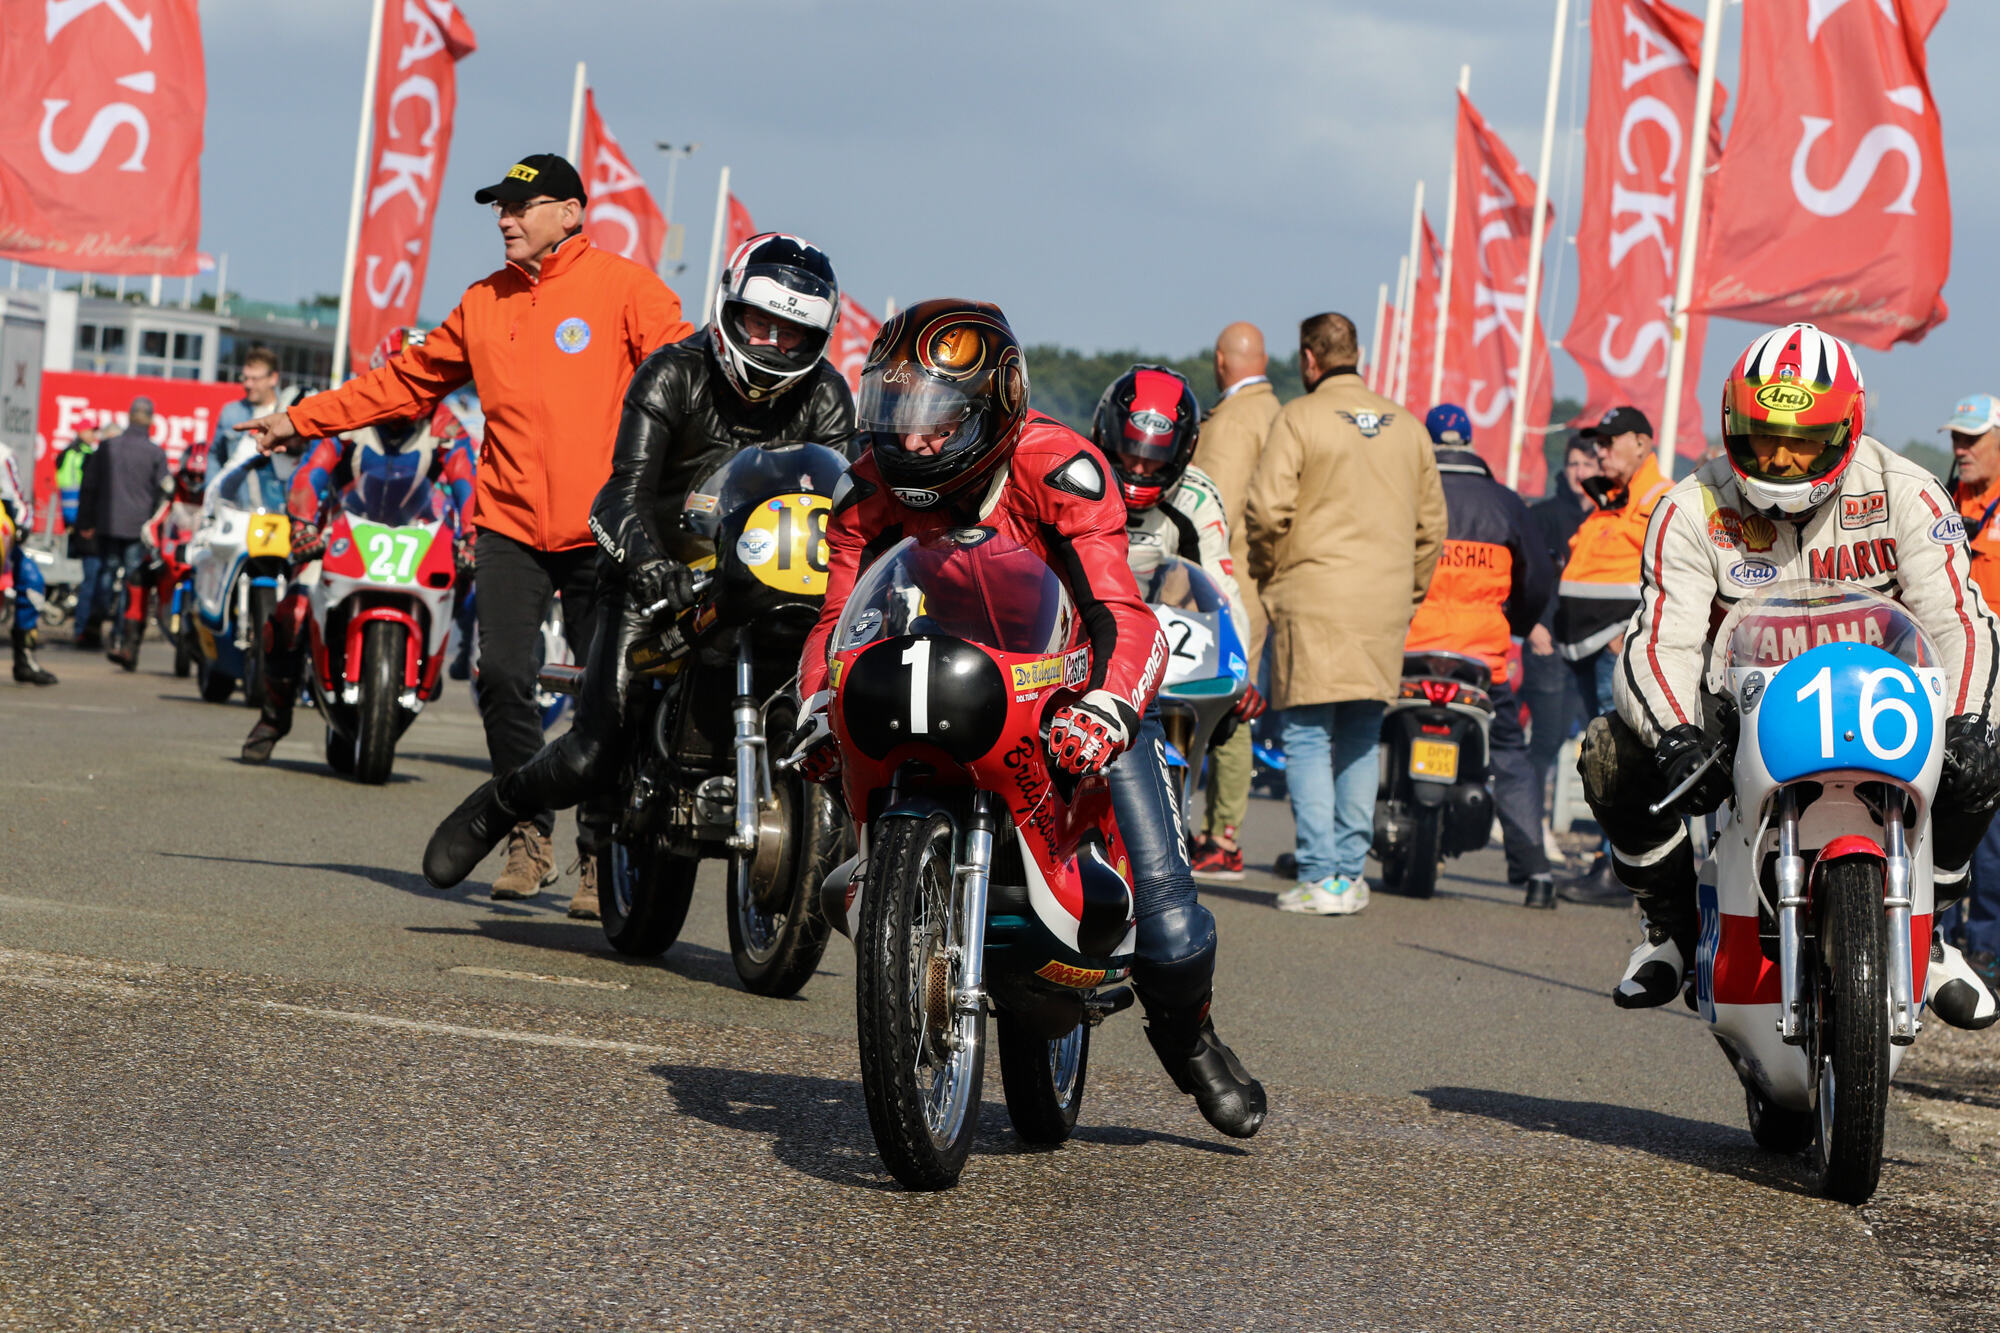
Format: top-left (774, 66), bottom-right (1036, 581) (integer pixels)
top-left (496, 333), bottom-right (856, 853)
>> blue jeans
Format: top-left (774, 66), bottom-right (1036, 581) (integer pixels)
top-left (7, 540), bottom-right (45, 632)
top-left (1568, 647), bottom-right (1618, 719)
top-left (1947, 811), bottom-right (2000, 960)
top-left (85, 538), bottom-right (147, 627)
top-left (1281, 700), bottom-right (1386, 882)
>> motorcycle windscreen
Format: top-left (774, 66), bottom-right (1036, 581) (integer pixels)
top-left (682, 441), bottom-right (849, 543)
top-left (211, 455), bottom-right (291, 513)
top-left (342, 449), bottom-right (438, 528)
top-left (1142, 555), bottom-right (1245, 697)
top-left (830, 529), bottom-right (1074, 660)
top-left (1721, 580), bottom-right (1938, 674)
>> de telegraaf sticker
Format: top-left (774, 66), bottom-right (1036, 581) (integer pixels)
top-left (554, 317), bottom-right (592, 354)
top-left (1729, 559), bottom-right (1779, 587)
top-left (735, 528), bottom-right (776, 566)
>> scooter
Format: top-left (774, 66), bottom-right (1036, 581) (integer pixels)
top-left (1696, 579), bottom-right (1945, 1204)
top-left (822, 527), bottom-right (1140, 1191)
top-left (187, 453), bottom-right (295, 704)
top-left (303, 439), bottom-right (455, 783)
top-left (1372, 650), bottom-right (1497, 898)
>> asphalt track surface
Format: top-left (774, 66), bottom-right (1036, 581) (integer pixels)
top-left (3, 650), bottom-right (1997, 1330)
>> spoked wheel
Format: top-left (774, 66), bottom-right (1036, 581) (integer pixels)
top-left (1385, 803), bottom-right (1444, 899)
top-left (997, 1011), bottom-right (1088, 1145)
top-left (727, 774), bottom-right (841, 997)
top-left (856, 811), bottom-right (984, 1191)
top-left (1810, 857), bottom-right (1890, 1204)
top-left (600, 834), bottom-right (698, 956)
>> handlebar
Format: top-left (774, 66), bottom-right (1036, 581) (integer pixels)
top-left (1647, 746), bottom-right (1723, 818)
top-left (637, 571), bottom-right (714, 621)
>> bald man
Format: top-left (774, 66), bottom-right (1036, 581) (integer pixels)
top-left (1189, 322), bottom-right (1281, 880)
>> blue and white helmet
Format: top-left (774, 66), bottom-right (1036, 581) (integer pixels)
top-left (710, 232), bottom-right (840, 403)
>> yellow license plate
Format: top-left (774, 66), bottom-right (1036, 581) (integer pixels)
top-left (1409, 739), bottom-right (1459, 781)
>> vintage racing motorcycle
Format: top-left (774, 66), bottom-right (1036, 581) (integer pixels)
top-left (560, 442), bottom-right (848, 997)
top-left (303, 436), bottom-right (456, 783)
top-left (1691, 580), bottom-right (1949, 1204)
top-left (186, 452), bottom-right (294, 705)
top-left (1138, 555), bottom-right (1249, 811)
top-left (1372, 650), bottom-right (1497, 899)
top-left (819, 528), bottom-right (1142, 1190)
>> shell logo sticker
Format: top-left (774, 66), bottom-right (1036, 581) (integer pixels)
top-left (1754, 382), bottom-right (1816, 413)
top-left (735, 492), bottom-right (832, 594)
top-left (1740, 513), bottom-right (1777, 552)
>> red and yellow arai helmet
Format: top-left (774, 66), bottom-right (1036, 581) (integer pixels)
top-left (1719, 322), bottom-right (1866, 518)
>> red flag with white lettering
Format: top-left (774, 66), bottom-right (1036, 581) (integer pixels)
top-left (1564, 0), bottom-right (1726, 462)
top-left (830, 296), bottom-right (882, 397)
top-left (580, 89), bottom-right (666, 272)
top-left (1692, 0), bottom-right (1950, 349)
top-left (0, 0), bottom-right (206, 274)
top-left (724, 193), bottom-right (756, 259)
top-left (1402, 216), bottom-right (1442, 415)
top-left (346, 0), bottom-right (478, 376)
top-left (1439, 92), bottom-right (1554, 491)
top-left (1374, 302), bottom-right (1399, 395)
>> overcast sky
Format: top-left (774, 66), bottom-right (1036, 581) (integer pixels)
top-left (67, 1), bottom-right (2000, 446)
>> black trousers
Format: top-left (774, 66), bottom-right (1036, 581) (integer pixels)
top-left (474, 530), bottom-right (602, 843)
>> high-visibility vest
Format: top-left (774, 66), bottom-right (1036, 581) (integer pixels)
top-left (1555, 454), bottom-right (1671, 658)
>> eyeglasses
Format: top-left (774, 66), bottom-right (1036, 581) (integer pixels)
top-left (490, 197), bottom-right (564, 220)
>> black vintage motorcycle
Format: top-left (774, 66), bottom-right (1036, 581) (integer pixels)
top-left (547, 443), bottom-right (850, 996)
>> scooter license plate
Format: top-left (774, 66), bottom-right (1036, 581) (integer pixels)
top-left (1409, 739), bottom-right (1459, 781)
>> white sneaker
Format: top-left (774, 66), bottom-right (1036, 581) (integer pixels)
top-left (1927, 936), bottom-right (1999, 1030)
top-left (1278, 875), bottom-right (1369, 916)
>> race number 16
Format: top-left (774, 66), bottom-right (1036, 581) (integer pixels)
top-left (1794, 665), bottom-right (1920, 763)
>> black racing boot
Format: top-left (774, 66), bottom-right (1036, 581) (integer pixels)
top-left (1558, 855), bottom-right (1629, 907)
top-left (12, 628), bottom-right (57, 685)
top-left (1521, 873), bottom-right (1556, 910)
top-left (423, 780), bottom-right (521, 889)
top-left (107, 615), bottom-right (144, 670)
top-left (1143, 1001), bottom-right (1267, 1139)
top-left (239, 679), bottom-right (296, 763)
top-left (1608, 834), bottom-right (1698, 1009)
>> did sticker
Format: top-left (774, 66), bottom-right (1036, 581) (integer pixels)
top-left (735, 528), bottom-right (777, 566)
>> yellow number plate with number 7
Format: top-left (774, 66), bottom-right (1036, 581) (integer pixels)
top-left (1409, 739), bottom-right (1459, 782)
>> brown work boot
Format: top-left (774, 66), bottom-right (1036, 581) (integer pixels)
top-left (490, 822), bottom-right (558, 900)
top-left (566, 853), bottom-right (601, 920)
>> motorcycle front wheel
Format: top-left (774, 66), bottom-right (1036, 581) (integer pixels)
top-left (727, 776), bottom-right (840, 997)
top-left (600, 835), bottom-right (697, 956)
top-left (352, 618), bottom-right (404, 784)
top-left (171, 592), bottom-right (193, 678)
top-left (856, 811), bottom-right (985, 1190)
top-left (1811, 857), bottom-right (1890, 1204)
top-left (997, 1011), bottom-right (1088, 1145)
top-left (242, 583), bottom-right (276, 709)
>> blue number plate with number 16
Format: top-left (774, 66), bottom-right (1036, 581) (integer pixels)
top-left (1755, 642), bottom-right (1935, 784)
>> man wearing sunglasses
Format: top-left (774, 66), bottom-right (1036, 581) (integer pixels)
top-left (1552, 405), bottom-right (1672, 905)
top-left (236, 153), bottom-right (694, 912)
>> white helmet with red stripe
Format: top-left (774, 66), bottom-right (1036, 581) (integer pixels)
top-left (1720, 322), bottom-right (1867, 520)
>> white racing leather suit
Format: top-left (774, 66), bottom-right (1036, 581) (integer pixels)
top-left (1616, 436), bottom-right (1999, 744)
top-left (1124, 463), bottom-right (1248, 639)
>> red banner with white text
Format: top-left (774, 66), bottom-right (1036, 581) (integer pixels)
top-left (1400, 216), bottom-right (1442, 414)
top-left (0, 0), bottom-right (206, 274)
top-left (724, 193), bottom-right (757, 261)
top-left (1692, 0), bottom-right (1950, 348)
top-left (580, 89), bottom-right (666, 273)
top-left (830, 297), bottom-right (882, 398)
top-left (33, 370), bottom-right (243, 526)
top-left (1440, 93), bottom-right (1554, 492)
top-left (346, 0), bottom-right (478, 375)
top-left (1374, 303), bottom-right (1399, 394)
top-left (1564, 0), bottom-right (1726, 462)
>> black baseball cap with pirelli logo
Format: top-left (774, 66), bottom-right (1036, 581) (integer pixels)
top-left (473, 153), bottom-right (587, 206)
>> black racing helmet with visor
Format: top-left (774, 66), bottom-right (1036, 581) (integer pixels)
top-left (709, 232), bottom-right (840, 403)
top-left (858, 299), bottom-right (1030, 512)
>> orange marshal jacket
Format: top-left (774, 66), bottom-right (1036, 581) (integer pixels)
top-left (288, 234), bottom-right (694, 551)
top-left (1404, 449), bottom-right (1553, 683)
top-left (1554, 453), bottom-right (1671, 659)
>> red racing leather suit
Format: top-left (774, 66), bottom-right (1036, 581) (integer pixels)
top-left (800, 412), bottom-right (1167, 715)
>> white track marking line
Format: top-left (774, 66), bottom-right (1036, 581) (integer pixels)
top-left (448, 965), bottom-right (629, 991)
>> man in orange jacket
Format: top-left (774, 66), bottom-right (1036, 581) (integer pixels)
top-left (236, 152), bottom-right (693, 907)
top-left (1553, 405), bottom-right (1673, 904)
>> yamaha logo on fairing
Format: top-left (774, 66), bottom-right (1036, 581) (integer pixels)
top-left (893, 487), bottom-right (941, 508)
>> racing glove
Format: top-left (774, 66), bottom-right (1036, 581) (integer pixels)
top-left (1653, 723), bottom-right (1733, 817)
top-left (1232, 683), bottom-right (1267, 721)
top-left (1939, 714), bottom-right (2000, 816)
top-left (289, 522), bottom-right (326, 565)
top-left (452, 535), bottom-right (477, 576)
top-left (789, 690), bottom-right (840, 785)
top-left (1047, 690), bottom-right (1138, 777)
top-left (629, 559), bottom-right (697, 617)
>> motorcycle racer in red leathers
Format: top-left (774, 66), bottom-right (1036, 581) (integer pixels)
top-left (792, 300), bottom-right (1265, 1138)
top-left (1580, 322), bottom-right (2000, 1028)
top-left (239, 417), bottom-right (475, 762)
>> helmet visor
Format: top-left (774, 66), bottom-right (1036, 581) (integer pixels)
top-left (1116, 407), bottom-right (1181, 465)
top-left (858, 368), bottom-right (987, 456)
top-left (719, 262), bottom-right (836, 373)
top-left (1726, 424), bottom-right (1848, 485)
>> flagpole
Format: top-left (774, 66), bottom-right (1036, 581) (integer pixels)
top-left (1506, 0), bottom-right (1571, 491)
top-left (1428, 65), bottom-right (1472, 407)
top-left (215, 254), bottom-right (228, 314)
top-left (566, 62), bottom-right (586, 164)
top-left (702, 165), bottom-right (731, 314)
top-left (331, 0), bottom-right (388, 386)
top-left (1392, 179), bottom-right (1426, 404)
top-left (1387, 253), bottom-right (1411, 399)
top-left (1367, 282), bottom-right (1389, 392)
top-left (1657, 0), bottom-right (1727, 481)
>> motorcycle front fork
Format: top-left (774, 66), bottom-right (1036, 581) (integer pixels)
top-left (729, 637), bottom-right (772, 855)
top-left (1774, 788), bottom-right (1918, 1046)
top-left (949, 793), bottom-right (998, 1037)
